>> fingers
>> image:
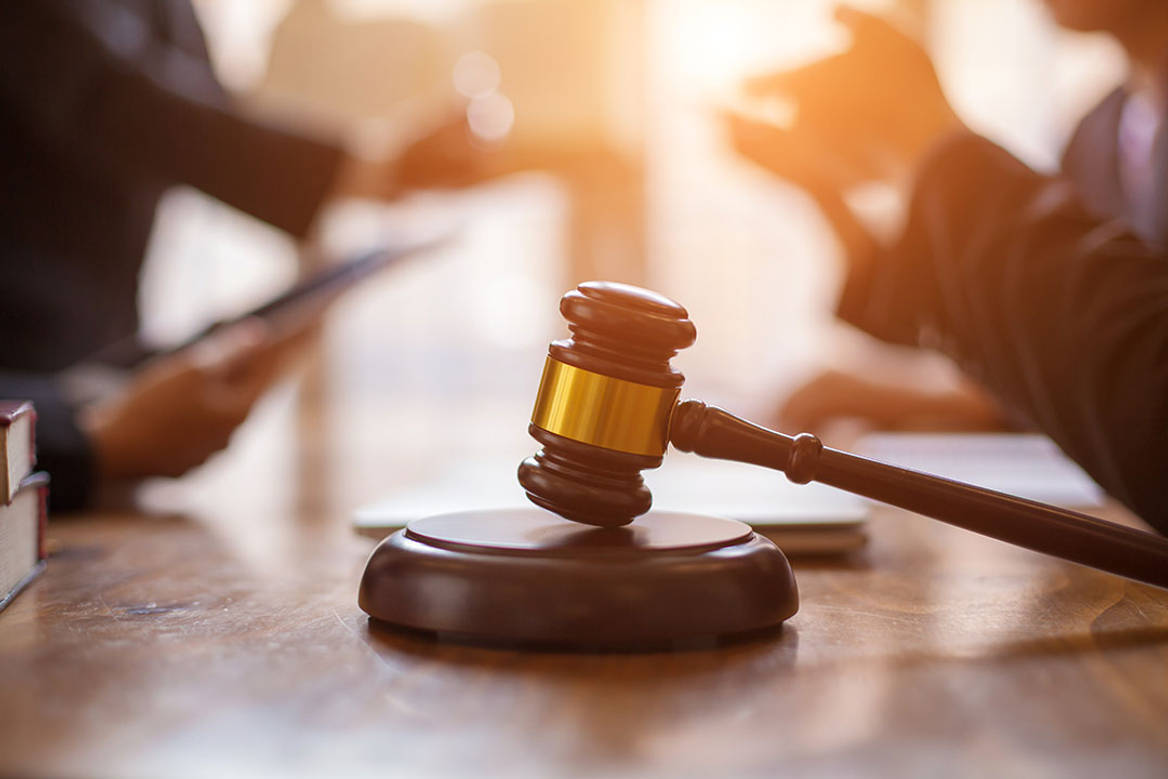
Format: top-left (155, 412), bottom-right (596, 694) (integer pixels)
top-left (742, 6), bottom-right (896, 98)
top-left (777, 394), bottom-right (827, 435)
top-left (778, 370), bottom-right (889, 433)
top-left (833, 4), bottom-right (917, 47)
top-left (229, 325), bottom-right (311, 402)
top-left (777, 371), bottom-right (845, 433)
top-left (395, 111), bottom-right (495, 191)
top-left (186, 317), bottom-right (307, 419)
top-left (725, 109), bottom-right (882, 264)
top-left (741, 55), bottom-right (841, 100)
top-left (727, 111), bottom-right (815, 178)
top-left (190, 317), bottom-right (270, 379)
top-left (745, 4), bottom-right (920, 101)
top-left (725, 111), bottom-right (867, 194)
top-left (832, 5), bottom-right (882, 37)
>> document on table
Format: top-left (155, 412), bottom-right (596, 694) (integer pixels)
top-left (857, 433), bottom-right (1104, 508)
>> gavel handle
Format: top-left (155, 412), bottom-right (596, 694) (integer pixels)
top-left (670, 400), bottom-right (1168, 590)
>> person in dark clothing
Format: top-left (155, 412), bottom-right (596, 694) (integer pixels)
top-left (0, 1), bottom-right (492, 510)
top-left (729, 1), bottom-right (1168, 534)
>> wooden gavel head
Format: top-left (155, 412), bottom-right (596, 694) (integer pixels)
top-left (518, 281), bottom-right (697, 527)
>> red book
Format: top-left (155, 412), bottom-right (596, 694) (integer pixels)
top-left (0, 472), bottom-right (48, 613)
top-left (1, 401), bottom-right (37, 505)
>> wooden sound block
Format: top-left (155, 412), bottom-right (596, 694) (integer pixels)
top-left (358, 508), bottom-right (799, 649)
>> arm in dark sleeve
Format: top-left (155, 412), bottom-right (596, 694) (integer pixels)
top-left (0, 372), bottom-right (93, 513)
top-left (0, 1), bottom-right (343, 238)
top-left (838, 132), bottom-right (1168, 533)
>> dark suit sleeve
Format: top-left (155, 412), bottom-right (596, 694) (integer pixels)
top-left (838, 132), bottom-right (1168, 534)
top-left (0, 1), bottom-right (343, 238)
top-left (0, 373), bottom-right (93, 513)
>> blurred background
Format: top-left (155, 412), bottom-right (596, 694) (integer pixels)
top-left (137, 0), bottom-right (1127, 520)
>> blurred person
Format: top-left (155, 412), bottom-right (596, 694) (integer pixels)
top-left (0, 1), bottom-right (498, 510)
top-left (729, 1), bottom-right (1168, 532)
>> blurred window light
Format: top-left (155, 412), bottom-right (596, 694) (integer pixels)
top-left (930, 0), bottom-right (1125, 171)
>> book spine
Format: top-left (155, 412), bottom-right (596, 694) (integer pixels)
top-left (29, 406), bottom-right (38, 471)
top-left (37, 481), bottom-right (47, 561)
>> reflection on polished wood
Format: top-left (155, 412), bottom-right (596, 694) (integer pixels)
top-left (1, 415), bottom-right (1167, 776)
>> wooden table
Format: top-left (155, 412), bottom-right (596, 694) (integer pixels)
top-left (2, 406), bottom-right (1167, 777)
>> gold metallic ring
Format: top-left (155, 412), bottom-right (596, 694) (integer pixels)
top-left (530, 357), bottom-right (679, 456)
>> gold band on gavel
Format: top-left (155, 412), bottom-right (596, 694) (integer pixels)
top-left (530, 357), bottom-right (680, 457)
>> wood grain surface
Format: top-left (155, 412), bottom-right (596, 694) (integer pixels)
top-left (1, 403), bottom-right (1167, 777)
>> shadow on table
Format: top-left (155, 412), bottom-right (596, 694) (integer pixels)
top-left (365, 615), bottom-right (800, 659)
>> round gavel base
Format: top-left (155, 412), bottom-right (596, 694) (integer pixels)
top-left (358, 508), bottom-right (799, 649)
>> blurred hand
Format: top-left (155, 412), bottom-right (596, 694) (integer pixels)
top-left (727, 6), bottom-right (964, 262)
top-left (737, 5), bottom-right (961, 186)
top-left (393, 111), bottom-right (501, 190)
top-left (727, 108), bottom-right (880, 265)
top-left (777, 369), bottom-right (1008, 435)
top-left (332, 112), bottom-right (500, 201)
top-left (83, 318), bottom-right (311, 481)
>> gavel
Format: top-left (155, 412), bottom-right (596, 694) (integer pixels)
top-left (519, 281), bottom-right (1168, 591)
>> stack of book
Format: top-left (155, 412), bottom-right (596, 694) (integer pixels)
top-left (1, 401), bottom-right (48, 612)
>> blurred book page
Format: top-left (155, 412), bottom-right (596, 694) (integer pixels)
top-left (858, 433), bottom-right (1104, 508)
